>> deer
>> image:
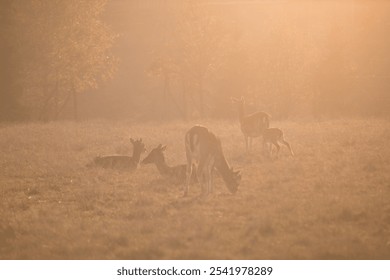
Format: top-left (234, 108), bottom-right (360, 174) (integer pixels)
top-left (141, 144), bottom-right (197, 183)
top-left (184, 125), bottom-right (241, 197)
top-left (89, 138), bottom-right (146, 170)
top-left (231, 96), bottom-right (270, 152)
top-left (261, 127), bottom-right (294, 158)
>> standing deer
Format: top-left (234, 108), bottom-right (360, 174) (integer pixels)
top-left (141, 144), bottom-right (197, 183)
top-left (90, 138), bottom-right (146, 170)
top-left (231, 96), bottom-right (270, 152)
top-left (262, 128), bottom-right (294, 158)
top-left (184, 125), bottom-right (241, 197)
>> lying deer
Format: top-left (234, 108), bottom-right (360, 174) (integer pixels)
top-left (141, 144), bottom-right (197, 183)
top-left (89, 138), bottom-right (146, 170)
top-left (184, 125), bottom-right (241, 197)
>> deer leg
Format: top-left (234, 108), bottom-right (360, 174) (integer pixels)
top-left (204, 167), bottom-right (211, 195)
top-left (280, 139), bottom-right (294, 156)
top-left (184, 163), bottom-right (193, 197)
top-left (245, 136), bottom-right (249, 152)
top-left (263, 139), bottom-right (269, 157)
top-left (208, 158), bottom-right (214, 194)
top-left (197, 162), bottom-right (207, 196)
top-left (273, 141), bottom-right (281, 158)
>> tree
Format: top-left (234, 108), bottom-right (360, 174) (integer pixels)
top-left (4, 0), bottom-right (117, 121)
top-left (0, 0), bottom-right (25, 121)
top-left (149, 0), bottom-right (233, 118)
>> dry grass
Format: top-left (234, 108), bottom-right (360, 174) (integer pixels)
top-left (1, 119), bottom-right (390, 259)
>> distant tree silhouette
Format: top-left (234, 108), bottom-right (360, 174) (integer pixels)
top-left (0, 0), bottom-right (25, 121)
top-left (3, 0), bottom-right (117, 121)
top-left (149, 0), bottom-right (232, 119)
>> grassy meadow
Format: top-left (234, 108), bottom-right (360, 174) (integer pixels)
top-left (0, 119), bottom-right (390, 259)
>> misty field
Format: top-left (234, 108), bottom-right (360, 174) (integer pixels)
top-left (1, 119), bottom-right (389, 260)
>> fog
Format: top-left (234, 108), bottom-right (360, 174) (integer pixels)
top-left (1, 1), bottom-right (390, 261)
top-left (1, 0), bottom-right (389, 121)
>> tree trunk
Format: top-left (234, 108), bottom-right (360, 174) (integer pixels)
top-left (163, 73), bottom-right (169, 112)
top-left (181, 79), bottom-right (188, 120)
top-left (198, 76), bottom-right (205, 118)
top-left (39, 85), bottom-right (52, 122)
top-left (72, 86), bottom-right (79, 121)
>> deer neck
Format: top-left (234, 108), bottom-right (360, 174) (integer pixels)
top-left (215, 153), bottom-right (233, 186)
top-left (153, 158), bottom-right (171, 176)
top-left (132, 149), bottom-right (142, 164)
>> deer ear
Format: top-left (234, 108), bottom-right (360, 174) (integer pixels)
top-left (130, 138), bottom-right (135, 143)
top-left (161, 145), bottom-right (167, 151)
top-left (240, 96), bottom-right (244, 101)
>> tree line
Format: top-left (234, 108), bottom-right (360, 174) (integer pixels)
top-left (1, 0), bottom-right (389, 122)
top-left (1, 0), bottom-right (116, 121)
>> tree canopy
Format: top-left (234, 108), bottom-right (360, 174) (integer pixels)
top-left (1, 0), bottom-right (117, 121)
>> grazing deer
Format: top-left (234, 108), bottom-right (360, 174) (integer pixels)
top-left (184, 125), bottom-right (241, 197)
top-left (141, 144), bottom-right (197, 183)
top-left (90, 138), bottom-right (146, 170)
top-left (262, 128), bottom-right (294, 158)
top-left (231, 96), bottom-right (270, 151)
